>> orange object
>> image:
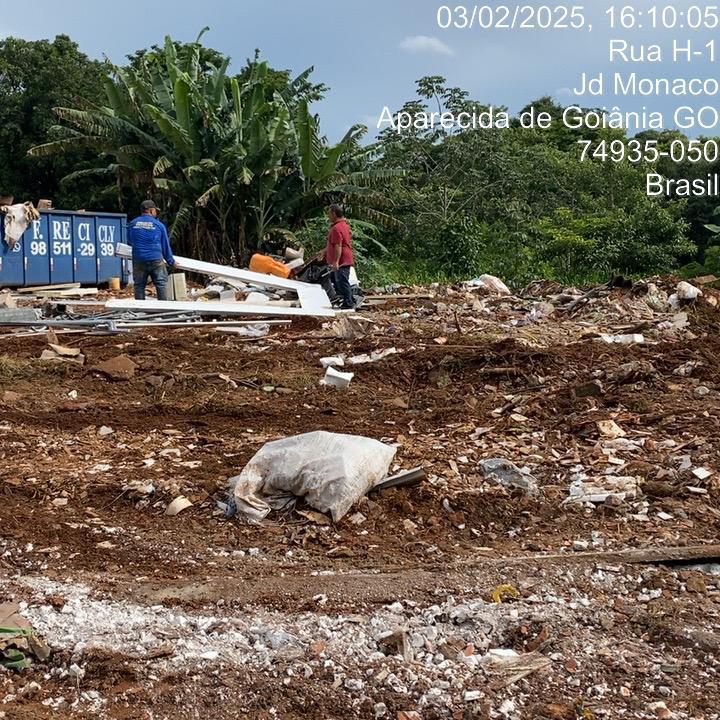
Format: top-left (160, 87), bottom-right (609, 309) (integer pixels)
top-left (249, 253), bottom-right (291, 279)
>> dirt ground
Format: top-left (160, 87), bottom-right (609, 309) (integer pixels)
top-left (1, 279), bottom-right (719, 719)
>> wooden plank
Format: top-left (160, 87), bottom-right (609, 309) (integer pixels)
top-left (34, 288), bottom-right (99, 298)
top-left (16, 283), bottom-right (80, 294)
top-left (456, 544), bottom-right (720, 569)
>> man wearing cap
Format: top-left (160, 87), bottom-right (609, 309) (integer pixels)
top-left (127, 200), bottom-right (177, 301)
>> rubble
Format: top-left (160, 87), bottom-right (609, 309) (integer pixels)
top-left (478, 458), bottom-right (539, 495)
top-left (0, 273), bottom-right (719, 718)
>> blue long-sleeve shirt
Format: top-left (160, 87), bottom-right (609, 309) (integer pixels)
top-left (127, 215), bottom-right (175, 264)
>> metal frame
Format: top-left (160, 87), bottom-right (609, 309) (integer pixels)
top-left (105, 298), bottom-right (335, 318)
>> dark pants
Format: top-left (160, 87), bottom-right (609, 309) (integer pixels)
top-left (331, 265), bottom-right (354, 309)
top-left (133, 259), bottom-right (169, 301)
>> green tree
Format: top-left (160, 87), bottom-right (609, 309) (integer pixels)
top-left (0, 35), bottom-right (107, 208)
top-left (30, 33), bottom-right (400, 261)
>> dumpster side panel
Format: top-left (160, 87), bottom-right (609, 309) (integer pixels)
top-left (0, 223), bottom-right (25, 288)
top-left (24, 216), bottom-right (51, 286)
top-left (96, 216), bottom-right (123, 283)
top-left (48, 213), bottom-right (74, 284)
top-left (73, 216), bottom-right (97, 284)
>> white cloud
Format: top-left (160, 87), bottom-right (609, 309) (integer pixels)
top-left (399, 35), bottom-right (454, 57)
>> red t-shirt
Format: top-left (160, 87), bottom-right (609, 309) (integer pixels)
top-left (324, 218), bottom-right (354, 267)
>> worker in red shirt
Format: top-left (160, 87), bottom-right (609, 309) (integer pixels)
top-left (323, 204), bottom-right (355, 309)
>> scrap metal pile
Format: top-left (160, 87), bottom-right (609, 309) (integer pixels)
top-left (0, 246), bottom-right (337, 339)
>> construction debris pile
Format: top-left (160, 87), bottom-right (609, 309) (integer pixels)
top-left (0, 273), bottom-right (719, 720)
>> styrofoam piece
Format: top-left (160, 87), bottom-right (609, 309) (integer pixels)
top-left (599, 334), bottom-right (645, 345)
top-left (168, 273), bottom-right (188, 301)
top-left (105, 298), bottom-right (335, 318)
top-left (245, 291), bottom-right (271, 305)
top-left (320, 355), bottom-right (345, 368)
top-left (320, 366), bottom-right (354, 388)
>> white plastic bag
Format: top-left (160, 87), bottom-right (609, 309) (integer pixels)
top-left (464, 274), bottom-right (511, 296)
top-left (229, 431), bottom-right (396, 523)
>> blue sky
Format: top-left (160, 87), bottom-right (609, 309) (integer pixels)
top-left (5, 0), bottom-right (716, 140)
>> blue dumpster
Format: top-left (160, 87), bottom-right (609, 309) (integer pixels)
top-left (0, 209), bottom-right (128, 288)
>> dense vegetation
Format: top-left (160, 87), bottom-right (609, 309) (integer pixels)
top-left (1, 32), bottom-right (718, 285)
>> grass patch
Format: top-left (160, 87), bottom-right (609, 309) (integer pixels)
top-left (0, 355), bottom-right (73, 384)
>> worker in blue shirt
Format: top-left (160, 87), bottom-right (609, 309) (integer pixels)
top-left (127, 200), bottom-right (177, 300)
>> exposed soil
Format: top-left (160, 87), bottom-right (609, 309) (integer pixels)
top-left (1, 280), bottom-right (719, 719)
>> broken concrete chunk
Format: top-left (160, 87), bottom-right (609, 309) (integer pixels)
top-left (573, 381), bottom-right (603, 398)
top-left (93, 354), bottom-right (138, 381)
top-left (0, 307), bottom-right (41, 323)
top-left (40, 346), bottom-right (85, 365)
top-left (597, 420), bottom-right (626, 439)
top-left (0, 290), bottom-right (17, 309)
top-left (329, 315), bottom-right (375, 340)
top-left (674, 361), bottom-right (704, 377)
top-left (478, 458), bottom-right (539, 495)
top-left (610, 361), bottom-right (658, 383)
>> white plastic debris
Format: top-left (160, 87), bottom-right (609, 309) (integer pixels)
top-left (165, 496), bottom-right (193, 516)
top-left (243, 291), bottom-right (272, 305)
top-left (228, 431), bottom-right (397, 523)
top-left (669, 281), bottom-right (702, 309)
top-left (347, 348), bottom-right (398, 365)
top-left (600, 334), bottom-right (645, 345)
top-left (464, 274), bottom-right (511, 296)
top-left (320, 355), bottom-right (346, 368)
top-left (98, 426), bottom-right (114, 437)
top-left (692, 467), bottom-right (713, 481)
top-left (478, 458), bottom-right (539, 495)
top-left (677, 281), bottom-right (702, 300)
top-left (565, 474), bottom-right (640, 505)
top-left (320, 366), bottom-right (354, 388)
